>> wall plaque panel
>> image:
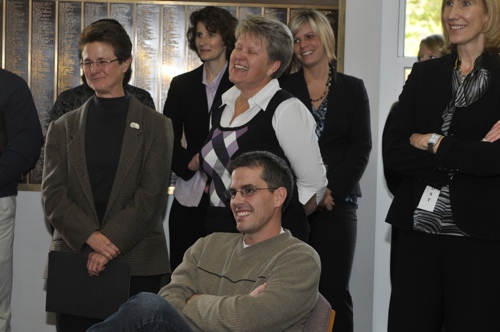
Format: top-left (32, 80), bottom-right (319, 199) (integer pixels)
top-left (110, 3), bottom-right (134, 43)
top-left (219, 5), bottom-right (236, 17)
top-left (160, 5), bottom-right (185, 107)
top-left (84, 2), bottom-right (108, 27)
top-left (2, 1), bottom-right (341, 190)
top-left (5, 0), bottom-right (29, 80)
top-left (136, 4), bottom-right (160, 110)
top-left (57, 2), bottom-right (82, 95)
top-left (238, 6), bottom-right (261, 20)
top-left (264, 7), bottom-right (287, 24)
top-left (28, 0), bottom-right (56, 184)
top-left (32, 0), bottom-right (55, 127)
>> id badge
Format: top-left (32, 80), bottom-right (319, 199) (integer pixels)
top-left (417, 186), bottom-right (440, 212)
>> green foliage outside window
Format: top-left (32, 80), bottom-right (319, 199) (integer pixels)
top-left (404, 0), bottom-right (442, 57)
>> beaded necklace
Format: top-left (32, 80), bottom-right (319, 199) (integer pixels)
top-left (310, 66), bottom-right (332, 103)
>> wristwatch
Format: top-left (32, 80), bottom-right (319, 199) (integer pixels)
top-left (427, 133), bottom-right (442, 154)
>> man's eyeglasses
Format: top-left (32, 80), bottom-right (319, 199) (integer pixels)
top-left (80, 59), bottom-right (119, 69)
top-left (224, 187), bottom-right (277, 199)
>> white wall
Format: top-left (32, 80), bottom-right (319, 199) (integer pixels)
top-left (10, 0), bottom-right (404, 330)
top-left (343, 0), bottom-right (381, 330)
top-left (11, 191), bottom-right (54, 331)
top-left (343, 0), bottom-right (402, 331)
top-left (11, 191), bottom-right (172, 331)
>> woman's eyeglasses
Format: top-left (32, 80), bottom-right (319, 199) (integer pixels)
top-left (80, 59), bottom-right (119, 69)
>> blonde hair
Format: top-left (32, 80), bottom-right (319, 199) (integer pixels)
top-left (288, 9), bottom-right (336, 72)
top-left (419, 34), bottom-right (445, 59)
top-left (441, 0), bottom-right (500, 54)
top-left (235, 15), bottom-right (293, 79)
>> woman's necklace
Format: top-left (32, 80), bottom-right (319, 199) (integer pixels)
top-left (310, 67), bottom-right (332, 103)
top-left (458, 69), bottom-right (469, 84)
top-left (455, 56), bottom-right (472, 84)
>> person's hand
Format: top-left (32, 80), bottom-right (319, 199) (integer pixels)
top-left (186, 282), bottom-right (268, 305)
top-left (410, 133), bottom-right (443, 153)
top-left (304, 195), bottom-right (318, 216)
top-left (410, 133), bottom-right (430, 151)
top-left (86, 231), bottom-right (121, 260)
top-left (483, 120), bottom-right (500, 143)
top-left (249, 282), bottom-right (268, 297)
top-left (318, 188), bottom-right (335, 211)
top-left (87, 251), bottom-right (110, 276)
top-left (186, 294), bottom-right (201, 304)
top-left (188, 153), bottom-right (200, 171)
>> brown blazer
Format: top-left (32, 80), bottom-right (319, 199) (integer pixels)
top-left (42, 95), bottom-right (173, 276)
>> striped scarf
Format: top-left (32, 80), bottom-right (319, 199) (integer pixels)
top-left (413, 54), bottom-right (491, 236)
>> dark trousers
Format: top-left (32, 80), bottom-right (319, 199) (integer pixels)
top-left (308, 201), bottom-right (357, 332)
top-left (168, 195), bottom-right (208, 271)
top-left (389, 229), bottom-right (500, 332)
top-left (87, 293), bottom-right (194, 332)
top-left (56, 275), bottom-right (162, 332)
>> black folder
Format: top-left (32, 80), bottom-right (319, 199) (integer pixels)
top-left (46, 251), bottom-right (131, 320)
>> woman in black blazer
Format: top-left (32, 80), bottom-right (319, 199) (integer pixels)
top-left (383, 0), bottom-right (500, 330)
top-left (280, 10), bottom-right (371, 332)
top-left (163, 6), bottom-right (237, 270)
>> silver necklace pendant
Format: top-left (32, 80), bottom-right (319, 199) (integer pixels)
top-left (458, 69), bottom-right (468, 84)
top-left (460, 73), bottom-right (467, 84)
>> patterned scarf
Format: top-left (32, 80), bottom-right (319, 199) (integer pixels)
top-left (311, 97), bottom-right (328, 137)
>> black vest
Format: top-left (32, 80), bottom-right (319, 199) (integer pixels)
top-left (206, 89), bottom-right (310, 236)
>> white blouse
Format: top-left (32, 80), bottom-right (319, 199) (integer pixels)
top-left (215, 79), bottom-right (327, 205)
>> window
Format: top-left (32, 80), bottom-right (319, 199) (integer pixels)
top-left (404, 0), bottom-right (442, 57)
top-left (399, 0), bottom-right (442, 81)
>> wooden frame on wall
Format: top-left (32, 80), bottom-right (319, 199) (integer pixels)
top-left (0, 0), bottom-right (344, 191)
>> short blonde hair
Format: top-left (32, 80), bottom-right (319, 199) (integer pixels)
top-left (235, 15), bottom-right (293, 79)
top-left (441, 0), bottom-right (500, 54)
top-left (288, 9), bottom-right (336, 72)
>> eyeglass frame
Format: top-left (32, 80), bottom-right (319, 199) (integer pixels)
top-left (80, 58), bottom-right (119, 69)
top-left (224, 187), bottom-right (278, 200)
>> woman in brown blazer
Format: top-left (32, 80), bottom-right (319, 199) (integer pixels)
top-left (42, 19), bottom-right (173, 331)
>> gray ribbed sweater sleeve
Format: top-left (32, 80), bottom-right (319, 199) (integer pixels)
top-left (159, 231), bottom-right (321, 332)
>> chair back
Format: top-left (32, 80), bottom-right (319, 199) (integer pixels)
top-left (303, 293), bottom-right (335, 332)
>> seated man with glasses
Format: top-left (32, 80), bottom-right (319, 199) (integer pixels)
top-left (88, 150), bottom-right (321, 332)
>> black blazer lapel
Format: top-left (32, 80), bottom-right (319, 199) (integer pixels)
top-left (430, 55), bottom-right (454, 118)
top-left (322, 70), bottom-right (347, 141)
top-left (193, 65), bottom-right (210, 114)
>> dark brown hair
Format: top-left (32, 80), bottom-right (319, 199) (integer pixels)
top-left (187, 6), bottom-right (238, 60)
top-left (78, 19), bottom-right (133, 83)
